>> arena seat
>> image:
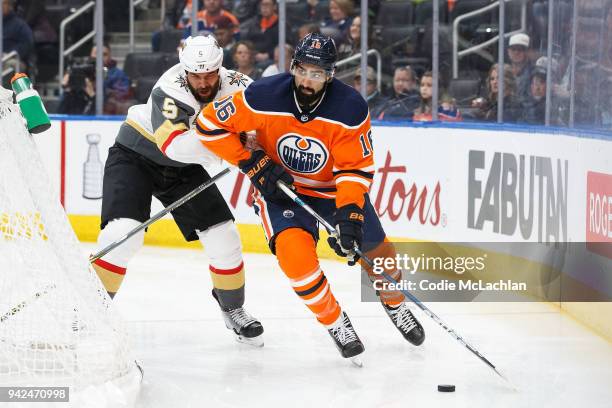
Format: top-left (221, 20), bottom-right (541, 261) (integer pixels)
top-left (158, 29), bottom-right (184, 54)
top-left (448, 77), bottom-right (482, 106)
top-left (123, 52), bottom-right (166, 83)
top-left (414, 0), bottom-right (448, 25)
top-left (376, 1), bottom-right (414, 26)
top-left (135, 77), bottom-right (159, 104)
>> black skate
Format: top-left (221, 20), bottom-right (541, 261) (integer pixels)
top-left (327, 312), bottom-right (365, 366)
top-left (213, 290), bottom-right (264, 347)
top-left (382, 302), bottom-right (425, 346)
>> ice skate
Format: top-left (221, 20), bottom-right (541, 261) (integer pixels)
top-left (382, 302), bottom-right (425, 346)
top-left (327, 312), bottom-right (365, 366)
top-left (213, 290), bottom-right (264, 347)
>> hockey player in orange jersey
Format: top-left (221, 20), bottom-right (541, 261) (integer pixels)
top-left (162, 33), bottom-right (425, 361)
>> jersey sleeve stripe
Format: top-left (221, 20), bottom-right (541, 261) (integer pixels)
top-left (335, 175), bottom-right (372, 188)
top-left (195, 120), bottom-right (228, 136)
top-left (298, 185), bottom-right (337, 193)
top-left (333, 165), bottom-right (375, 172)
top-left (160, 129), bottom-right (186, 154)
top-left (292, 174), bottom-right (336, 187)
top-left (197, 115), bottom-right (221, 130)
top-left (332, 169), bottom-right (374, 179)
top-left (196, 132), bottom-right (231, 142)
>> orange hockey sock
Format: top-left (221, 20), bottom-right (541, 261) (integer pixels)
top-left (362, 240), bottom-right (405, 307)
top-left (275, 228), bottom-right (341, 326)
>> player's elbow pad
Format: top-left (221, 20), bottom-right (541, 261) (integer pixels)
top-left (164, 129), bottom-right (222, 166)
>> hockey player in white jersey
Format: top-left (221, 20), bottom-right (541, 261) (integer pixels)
top-left (91, 35), bottom-right (264, 346)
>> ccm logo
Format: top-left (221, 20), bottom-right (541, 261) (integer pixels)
top-left (246, 156), bottom-right (270, 178)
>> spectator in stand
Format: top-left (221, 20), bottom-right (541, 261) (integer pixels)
top-left (521, 67), bottom-right (548, 125)
top-left (572, 61), bottom-right (608, 127)
top-left (15, 0), bottom-right (55, 44)
top-left (91, 44), bottom-right (131, 107)
top-left (155, 0), bottom-right (203, 52)
top-left (240, 0), bottom-right (279, 64)
top-left (320, 0), bottom-right (353, 44)
top-left (376, 66), bottom-right (420, 120)
top-left (233, 0), bottom-right (259, 22)
top-left (507, 33), bottom-right (533, 105)
top-left (470, 63), bottom-right (522, 123)
top-left (162, 0), bottom-right (189, 29)
top-left (413, 71), bottom-right (462, 122)
top-left (352, 66), bottom-right (387, 117)
top-left (183, 0), bottom-right (240, 40)
top-left (58, 73), bottom-right (95, 115)
top-left (297, 23), bottom-right (321, 44)
top-left (214, 16), bottom-right (238, 69)
top-left (262, 44), bottom-right (294, 77)
top-left (305, 0), bottom-right (329, 23)
top-left (337, 16), bottom-right (362, 61)
top-left (231, 40), bottom-right (263, 80)
top-left (2, 0), bottom-right (33, 65)
top-left (59, 44), bottom-right (131, 115)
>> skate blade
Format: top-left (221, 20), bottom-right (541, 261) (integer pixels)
top-left (350, 356), bottom-right (363, 367)
top-left (235, 334), bottom-right (264, 347)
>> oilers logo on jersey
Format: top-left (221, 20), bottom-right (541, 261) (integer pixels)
top-left (192, 73), bottom-right (374, 207)
top-left (277, 134), bottom-right (329, 174)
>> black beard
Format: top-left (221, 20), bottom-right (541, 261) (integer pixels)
top-left (293, 81), bottom-right (326, 110)
top-left (187, 77), bottom-right (220, 104)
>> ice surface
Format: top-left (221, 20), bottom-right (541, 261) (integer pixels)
top-left (87, 244), bottom-right (612, 408)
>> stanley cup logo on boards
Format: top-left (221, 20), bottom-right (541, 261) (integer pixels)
top-left (83, 133), bottom-right (103, 199)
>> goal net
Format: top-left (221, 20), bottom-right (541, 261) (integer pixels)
top-left (0, 89), bottom-right (141, 406)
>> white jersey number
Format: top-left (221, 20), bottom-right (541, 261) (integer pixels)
top-left (162, 98), bottom-right (178, 120)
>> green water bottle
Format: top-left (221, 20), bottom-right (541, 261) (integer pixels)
top-left (10, 73), bottom-right (51, 134)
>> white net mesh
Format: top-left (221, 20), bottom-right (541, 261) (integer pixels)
top-left (0, 94), bottom-right (139, 403)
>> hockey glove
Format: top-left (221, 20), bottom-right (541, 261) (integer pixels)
top-left (239, 150), bottom-right (294, 202)
top-left (327, 204), bottom-right (364, 266)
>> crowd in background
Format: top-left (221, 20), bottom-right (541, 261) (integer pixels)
top-left (3, 0), bottom-right (612, 129)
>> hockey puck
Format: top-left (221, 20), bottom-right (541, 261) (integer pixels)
top-left (437, 384), bottom-right (455, 392)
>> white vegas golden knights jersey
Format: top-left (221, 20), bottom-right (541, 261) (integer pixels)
top-left (116, 64), bottom-right (252, 166)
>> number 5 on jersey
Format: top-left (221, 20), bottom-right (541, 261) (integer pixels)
top-left (162, 98), bottom-right (178, 120)
top-left (213, 96), bottom-right (236, 122)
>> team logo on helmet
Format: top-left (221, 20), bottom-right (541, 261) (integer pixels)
top-left (277, 134), bottom-right (328, 174)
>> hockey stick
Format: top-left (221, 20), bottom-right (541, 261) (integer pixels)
top-left (277, 181), bottom-right (513, 385)
top-left (90, 167), bottom-right (232, 262)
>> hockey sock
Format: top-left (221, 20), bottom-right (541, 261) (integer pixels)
top-left (93, 218), bottom-right (144, 298)
top-left (362, 240), bottom-right (404, 307)
top-left (209, 263), bottom-right (245, 310)
top-left (91, 258), bottom-right (125, 299)
top-left (197, 221), bottom-right (246, 310)
top-left (276, 228), bottom-right (342, 326)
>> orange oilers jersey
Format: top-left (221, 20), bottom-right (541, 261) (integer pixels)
top-left (194, 73), bottom-right (375, 208)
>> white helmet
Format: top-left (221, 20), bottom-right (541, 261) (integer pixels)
top-left (179, 35), bottom-right (223, 73)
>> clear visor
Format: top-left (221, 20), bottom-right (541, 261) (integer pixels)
top-left (290, 64), bottom-right (332, 83)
